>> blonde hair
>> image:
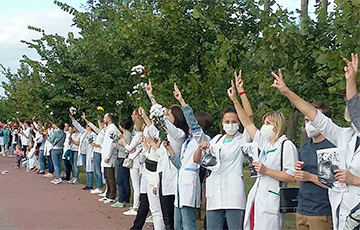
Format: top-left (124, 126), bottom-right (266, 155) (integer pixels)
top-left (135, 116), bottom-right (144, 132)
top-left (262, 111), bottom-right (285, 141)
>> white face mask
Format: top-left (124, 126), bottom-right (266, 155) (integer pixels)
top-left (223, 123), bottom-right (239, 136)
top-left (305, 122), bottom-right (320, 138)
top-left (260, 124), bottom-right (275, 140)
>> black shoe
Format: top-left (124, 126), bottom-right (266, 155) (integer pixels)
top-left (37, 171), bottom-right (45, 174)
top-left (83, 186), bottom-right (92, 191)
top-left (81, 186), bottom-right (88, 190)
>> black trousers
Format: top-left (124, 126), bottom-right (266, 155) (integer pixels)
top-left (159, 172), bottom-right (175, 230)
top-left (104, 167), bottom-right (116, 199)
top-left (63, 159), bottom-right (72, 180)
top-left (131, 193), bottom-right (149, 230)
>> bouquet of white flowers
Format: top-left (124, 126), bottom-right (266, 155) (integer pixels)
top-left (149, 103), bottom-right (168, 142)
top-left (69, 106), bottom-right (77, 115)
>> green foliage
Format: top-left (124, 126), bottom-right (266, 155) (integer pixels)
top-left (0, 0), bottom-right (358, 138)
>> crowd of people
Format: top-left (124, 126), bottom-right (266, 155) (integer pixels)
top-left (1, 53), bottom-right (360, 230)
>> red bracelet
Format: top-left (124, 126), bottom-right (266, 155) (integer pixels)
top-left (238, 90), bottom-right (246, 96)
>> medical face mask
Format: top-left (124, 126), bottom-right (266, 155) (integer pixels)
top-left (260, 124), bottom-right (275, 140)
top-left (223, 123), bottom-right (239, 136)
top-left (305, 122), bottom-right (321, 138)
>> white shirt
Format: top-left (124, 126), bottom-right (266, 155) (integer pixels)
top-left (101, 123), bottom-right (118, 168)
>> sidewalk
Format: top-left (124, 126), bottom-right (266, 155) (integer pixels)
top-left (0, 156), bottom-right (135, 230)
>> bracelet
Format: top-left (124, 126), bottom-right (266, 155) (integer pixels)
top-left (238, 90), bottom-right (246, 96)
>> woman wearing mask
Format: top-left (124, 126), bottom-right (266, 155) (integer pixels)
top-left (193, 71), bottom-right (253, 230)
top-left (227, 77), bottom-right (297, 230)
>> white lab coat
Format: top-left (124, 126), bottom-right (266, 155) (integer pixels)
top-left (311, 111), bottom-right (360, 230)
top-left (101, 123), bottom-right (118, 168)
top-left (174, 129), bottom-right (210, 208)
top-left (155, 119), bottom-right (185, 196)
top-left (205, 132), bottom-right (249, 210)
top-left (244, 131), bottom-right (297, 230)
top-left (44, 128), bottom-right (54, 157)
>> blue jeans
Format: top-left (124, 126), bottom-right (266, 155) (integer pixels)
top-left (10, 143), bottom-right (16, 155)
top-left (93, 152), bottom-right (103, 189)
top-left (51, 149), bottom-right (63, 179)
top-left (116, 158), bottom-right (130, 203)
top-left (47, 151), bottom-right (54, 174)
top-left (72, 151), bottom-right (79, 178)
top-left (39, 150), bottom-right (45, 171)
top-left (174, 206), bottom-right (197, 230)
top-left (206, 209), bottom-right (245, 230)
top-left (86, 172), bottom-right (94, 188)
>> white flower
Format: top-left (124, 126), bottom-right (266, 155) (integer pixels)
top-left (116, 100), bottom-right (123, 106)
top-left (140, 74), bottom-right (146, 78)
top-left (132, 90), bottom-right (139, 94)
top-left (131, 65), bottom-right (145, 75)
top-left (149, 103), bottom-right (166, 120)
top-left (50, 112), bottom-right (54, 115)
top-left (69, 107), bottom-right (77, 115)
top-left (127, 91), bottom-right (131, 95)
top-left (139, 82), bottom-right (147, 89)
top-left (131, 72), bottom-right (137, 76)
top-left (46, 105), bottom-right (49, 108)
top-left (16, 111), bottom-right (19, 114)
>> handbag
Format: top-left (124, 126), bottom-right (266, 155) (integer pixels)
top-left (122, 150), bottom-right (141, 169)
top-left (279, 139), bottom-right (299, 213)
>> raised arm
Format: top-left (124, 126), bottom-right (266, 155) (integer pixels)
top-left (70, 114), bottom-right (86, 134)
top-left (228, 80), bottom-right (257, 139)
top-left (146, 78), bottom-right (157, 105)
top-left (235, 70), bottom-right (254, 123)
top-left (344, 53), bottom-right (359, 100)
top-left (271, 69), bottom-right (317, 121)
top-left (139, 106), bottom-right (152, 127)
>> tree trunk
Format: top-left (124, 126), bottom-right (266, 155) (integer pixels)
top-left (301, 0), bottom-right (309, 14)
top-left (321, 0), bottom-right (328, 12)
top-left (286, 109), bottom-right (300, 145)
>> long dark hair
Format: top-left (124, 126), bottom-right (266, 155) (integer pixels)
top-left (221, 107), bottom-right (244, 133)
top-left (169, 105), bottom-right (190, 139)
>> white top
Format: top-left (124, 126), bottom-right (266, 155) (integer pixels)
top-left (311, 110), bottom-right (360, 230)
top-left (63, 131), bottom-right (71, 152)
top-left (21, 126), bottom-right (31, 146)
top-left (101, 123), bottom-right (118, 168)
top-left (88, 122), bottom-right (104, 154)
top-left (70, 132), bottom-right (80, 152)
top-left (12, 129), bottom-right (18, 144)
top-left (205, 132), bottom-right (249, 210)
top-left (125, 130), bottom-right (143, 169)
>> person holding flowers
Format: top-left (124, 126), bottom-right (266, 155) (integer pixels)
top-left (146, 78), bottom-right (189, 230)
top-left (70, 113), bottom-right (97, 190)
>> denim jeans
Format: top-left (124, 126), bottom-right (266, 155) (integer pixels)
top-left (47, 151), bottom-right (54, 174)
top-left (174, 206), bottom-right (197, 230)
top-left (116, 158), bottom-right (130, 203)
top-left (93, 152), bottom-right (103, 189)
top-left (10, 143), bottom-right (16, 155)
top-left (206, 209), bottom-right (245, 230)
top-left (72, 151), bottom-right (79, 178)
top-left (86, 172), bottom-right (94, 188)
top-left (51, 148), bottom-right (63, 179)
top-left (39, 150), bottom-right (45, 171)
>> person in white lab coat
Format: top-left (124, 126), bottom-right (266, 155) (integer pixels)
top-left (165, 83), bottom-right (213, 230)
top-left (227, 79), bottom-right (297, 230)
top-left (145, 78), bottom-right (189, 230)
top-left (99, 113), bottom-right (119, 204)
top-left (192, 70), bottom-right (254, 230)
top-left (272, 60), bottom-right (360, 230)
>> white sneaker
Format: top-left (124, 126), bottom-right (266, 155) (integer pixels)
top-left (99, 191), bottom-right (107, 197)
top-left (50, 179), bottom-right (57, 183)
top-left (123, 208), bottom-right (138, 216)
top-left (146, 215), bottom-right (153, 223)
top-left (98, 197), bottom-right (108, 202)
top-left (90, 188), bottom-right (103, 194)
top-left (43, 173), bottom-right (53, 178)
top-left (53, 178), bottom-right (62, 185)
top-left (104, 199), bottom-right (115, 204)
top-left (68, 178), bottom-right (75, 183)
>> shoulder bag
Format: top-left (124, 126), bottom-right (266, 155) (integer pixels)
top-left (279, 139), bottom-right (299, 213)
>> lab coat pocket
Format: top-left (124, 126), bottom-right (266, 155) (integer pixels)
top-left (262, 189), bottom-right (280, 215)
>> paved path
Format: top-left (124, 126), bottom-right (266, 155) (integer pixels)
top-left (0, 156), bottom-right (136, 230)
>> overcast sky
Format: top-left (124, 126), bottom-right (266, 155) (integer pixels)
top-left (0, 0), bottom-right (333, 96)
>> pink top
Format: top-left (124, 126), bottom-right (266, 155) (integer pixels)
top-left (14, 150), bottom-right (24, 157)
